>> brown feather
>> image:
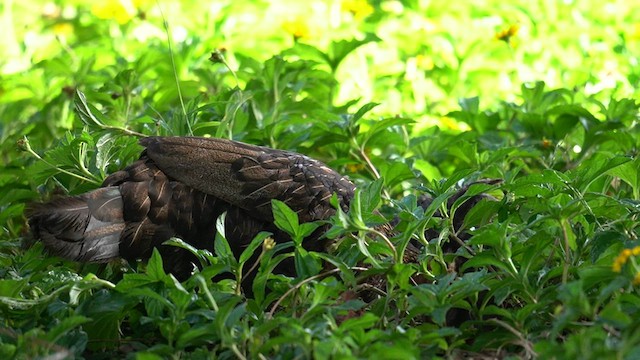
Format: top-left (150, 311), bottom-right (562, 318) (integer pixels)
top-left (140, 136), bottom-right (355, 223)
top-left (29, 136), bottom-right (356, 285)
top-left (27, 187), bottom-right (125, 262)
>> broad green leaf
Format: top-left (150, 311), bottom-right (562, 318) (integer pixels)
top-left (360, 177), bottom-right (384, 217)
top-left (362, 117), bottom-right (414, 146)
top-left (146, 248), bottom-right (167, 281)
top-left (116, 273), bottom-right (156, 292)
top-left (572, 154), bottom-right (631, 191)
top-left (272, 199), bottom-right (301, 242)
top-left (381, 161), bottom-right (415, 189)
top-left (608, 157), bottom-right (640, 198)
top-left (294, 248), bottom-right (322, 278)
top-left (298, 222), bottom-right (321, 239)
top-left (0, 279), bottom-right (27, 297)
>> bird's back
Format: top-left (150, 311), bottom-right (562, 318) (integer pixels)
top-left (28, 136), bottom-right (356, 280)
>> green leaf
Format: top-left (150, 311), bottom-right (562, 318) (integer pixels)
top-left (252, 251), bottom-right (294, 304)
top-left (599, 300), bottom-right (632, 328)
top-left (298, 222), bottom-right (321, 239)
top-left (214, 212), bottom-right (236, 266)
top-left (352, 102), bottom-right (380, 122)
top-left (0, 285), bottom-right (71, 310)
top-left (608, 157), bottom-right (640, 198)
top-left (114, 275), bottom-right (150, 294)
top-left (288, 43), bottom-right (332, 66)
top-left (327, 34), bottom-right (380, 71)
top-left (294, 248), bottom-right (322, 278)
top-left (363, 117), bottom-right (414, 145)
top-left (45, 315), bottom-right (91, 343)
top-left (74, 89), bottom-right (111, 127)
top-left (272, 199), bottom-right (301, 242)
top-left (460, 198), bottom-right (502, 231)
top-left (602, 97), bottom-right (639, 123)
top-left (458, 96), bottom-right (480, 114)
top-left (129, 287), bottom-right (174, 309)
top-left (313, 252), bottom-right (357, 286)
top-left (0, 279), bottom-right (27, 297)
top-left (114, 69), bottom-right (137, 91)
top-left (560, 217), bottom-right (577, 251)
top-left (176, 324), bottom-right (218, 349)
top-left (337, 312), bottom-right (379, 332)
top-left (590, 231), bottom-right (625, 263)
top-left (461, 253), bottom-right (511, 272)
top-left (146, 248), bottom-right (167, 281)
top-left (572, 154), bottom-right (631, 191)
top-left (360, 177), bottom-right (384, 218)
top-left (76, 290), bottom-right (130, 350)
top-left (239, 231), bottom-right (273, 264)
top-left (381, 161), bottom-right (415, 189)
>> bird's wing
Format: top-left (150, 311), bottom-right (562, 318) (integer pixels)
top-left (139, 136), bottom-right (355, 223)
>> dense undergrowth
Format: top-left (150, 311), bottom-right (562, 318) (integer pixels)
top-left (1, 1), bottom-right (640, 359)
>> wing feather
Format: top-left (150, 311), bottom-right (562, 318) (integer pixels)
top-left (140, 136), bottom-right (355, 222)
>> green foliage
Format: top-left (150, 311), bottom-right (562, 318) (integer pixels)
top-left (2, 0), bottom-right (640, 358)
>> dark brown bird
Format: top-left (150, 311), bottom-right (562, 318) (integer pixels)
top-left (28, 136), bottom-right (355, 281)
top-left (28, 136), bottom-right (500, 295)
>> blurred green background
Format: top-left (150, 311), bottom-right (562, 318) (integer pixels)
top-left (2, 0), bottom-right (639, 139)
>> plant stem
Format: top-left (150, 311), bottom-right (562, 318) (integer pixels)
top-left (22, 137), bottom-right (101, 185)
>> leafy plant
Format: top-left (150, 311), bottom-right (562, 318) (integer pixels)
top-left (2, 0), bottom-right (640, 358)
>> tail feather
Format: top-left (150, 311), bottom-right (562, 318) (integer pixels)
top-left (28, 187), bottom-right (125, 263)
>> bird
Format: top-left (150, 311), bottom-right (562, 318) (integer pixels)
top-left (27, 136), bottom-right (355, 283)
top-left (27, 136), bottom-right (499, 294)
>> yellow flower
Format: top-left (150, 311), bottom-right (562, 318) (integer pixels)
top-left (52, 22), bottom-right (74, 37)
top-left (613, 252), bottom-right (626, 272)
top-left (91, 0), bottom-right (144, 24)
top-left (132, 0), bottom-right (153, 7)
top-left (439, 116), bottom-right (470, 132)
top-left (263, 237), bottom-right (276, 251)
top-left (341, 0), bottom-right (374, 20)
top-left (346, 162), bottom-right (365, 173)
top-left (282, 17), bottom-right (312, 40)
top-left (629, 24), bottom-right (640, 41)
top-left (415, 54), bottom-right (434, 71)
top-left (613, 260), bottom-right (623, 273)
top-left (634, 273), bottom-right (640, 286)
top-left (495, 24), bottom-right (520, 44)
top-left (612, 246), bottom-right (640, 272)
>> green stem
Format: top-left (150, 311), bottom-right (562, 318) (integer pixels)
top-left (22, 137), bottom-right (101, 185)
top-left (559, 218), bottom-right (572, 284)
top-left (158, 6), bottom-right (190, 135)
top-left (196, 275), bottom-right (218, 312)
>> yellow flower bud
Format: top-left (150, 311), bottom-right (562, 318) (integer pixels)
top-left (263, 237), bottom-right (276, 251)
